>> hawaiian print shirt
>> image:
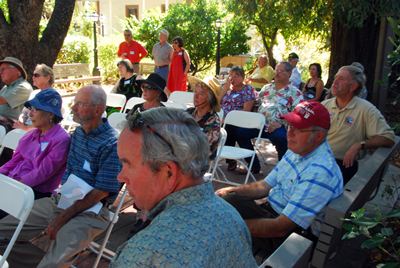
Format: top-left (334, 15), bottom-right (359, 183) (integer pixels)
top-left (258, 83), bottom-right (303, 124)
top-left (221, 84), bottom-right (256, 117)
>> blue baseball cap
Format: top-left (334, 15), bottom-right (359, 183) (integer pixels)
top-left (25, 89), bottom-right (63, 119)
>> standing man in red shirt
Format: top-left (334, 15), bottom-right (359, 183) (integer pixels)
top-left (117, 29), bottom-right (148, 74)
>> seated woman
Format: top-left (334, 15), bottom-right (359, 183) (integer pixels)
top-left (127, 73), bottom-right (167, 116)
top-left (220, 66), bottom-right (256, 172)
top-left (187, 76), bottom-right (221, 159)
top-left (302, 63), bottom-right (325, 101)
top-left (0, 89), bottom-right (70, 200)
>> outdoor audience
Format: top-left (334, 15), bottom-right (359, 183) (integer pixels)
top-left (111, 108), bottom-right (257, 267)
top-left (186, 76), bottom-right (221, 159)
top-left (220, 66), bottom-right (257, 172)
top-left (152, 29), bottom-right (173, 82)
top-left (0, 89), bottom-right (69, 218)
top-left (14, 63), bottom-right (56, 131)
top-left (288, 52), bottom-right (302, 89)
top-left (217, 101), bottom-right (343, 259)
top-left (302, 63), bottom-right (325, 101)
top-left (117, 29), bottom-right (148, 74)
top-left (246, 54), bottom-right (275, 91)
top-left (0, 85), bottom-right (121, 267)
top-left (0, 57), bottom-right (33, 132)
top-left (166, 36), bottom-right (191, 95)
top-left (111, 59), bottom-right (141, 100)
top-left (126, 72), bottom-right (167, 116)
top-left (322, 65), bottom-right (395, 184)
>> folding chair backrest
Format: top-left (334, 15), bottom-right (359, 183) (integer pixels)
top-left (0, 174), bottom-right (34, 267)
top-left (106, 93), bottom-right (127, 109)
top-left (168, 91), bottom-right (194, 106)
top-left (108, 113), bottom-right (127, 132)
top-left (161, 101), bottom-right (186, 109)
top-left (210, 128), bottom-right (227, 176)
top-left (216, 109), bottom-right (224, 121)
top-left (223, 110), bottom-right (265, 129)
top-left (0, 129), bottom-right (26, 155)
top-left (0, 125), bottom-right (6, 144)
top-left (123, 97), bottom-right (144, 113)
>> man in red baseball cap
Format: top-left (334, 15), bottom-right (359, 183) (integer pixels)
top-left (217, 101), bottom-right (343, 258)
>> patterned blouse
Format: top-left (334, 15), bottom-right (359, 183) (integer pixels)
top-left (221, 84), bottom-right (256, 117)
top-left (258, 83), bottom-right (303, 124)
top-left (187, 107), bottom-right (220, 159)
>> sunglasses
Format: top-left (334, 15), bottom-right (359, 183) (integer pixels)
top-left (33, 73), bottom-right (42, 77)
top-left (129, 112), bottom-right (175, 156)
top-left (28, 106), bottom-right (40, 112)
top-left (141, 84), bottom-right (156, 90)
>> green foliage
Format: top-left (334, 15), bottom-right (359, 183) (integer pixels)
top-left (56, 35), bottom-right (91, 64)
top-left (0, 0), bottom-right (9, 22)
top-left (387, 17), bottom-right (400, 106)
top-left (342, 207), bottom-right (400, 265)
top-left (128, 0), bottom-right (249, 74)
top-left (98, 41), bottom-right (119, 83)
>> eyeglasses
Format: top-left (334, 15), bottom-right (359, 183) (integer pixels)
top-left (173, 41), bottom-right (179, 44)
top-left (124, 34), bottom-right (132, 37)
top-left (72, 101), bottom-right (95, 108)
top-left (129, 112), bottom-right (175, 156)
top-left (28, 106), bottom-right (40, 112)
top-left (33, 73), bottom-right (42, 77)
top-left (141, 84), bottom-right (156, 90)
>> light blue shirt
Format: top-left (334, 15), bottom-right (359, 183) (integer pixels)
top-left (289, 67), bottom-right (302, 89)
top-left (265, 140), bottom-right (343, 230)
top-left (111, 182), bottom-right (257, 268)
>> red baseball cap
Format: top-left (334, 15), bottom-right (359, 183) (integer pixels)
top-left (281, 101), bottom-right (330, 130)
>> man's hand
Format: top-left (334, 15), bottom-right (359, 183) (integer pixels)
top-left (215, 186), bottom-right (236, 197)
top-left (343, 143), bottom-right (362, 168)
top-left (45, 213), bottom-right (69, 240)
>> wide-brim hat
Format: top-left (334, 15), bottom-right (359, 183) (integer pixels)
top-left (25, 88), bottom-right (63, 119)
top-left (136, 73), bottom-right (167, 102)
top-left (188, 76), bottom-right (222, 112)
top-left (0, 57), bottom-right (27, 79)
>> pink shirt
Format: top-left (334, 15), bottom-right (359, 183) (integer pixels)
top-left (0, 124), bottom-right (70, 193)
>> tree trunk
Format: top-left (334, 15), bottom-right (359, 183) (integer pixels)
top-left (327, 15), bottom-right (381, 101)
top-left (0, 0), bottom-right (75, 80)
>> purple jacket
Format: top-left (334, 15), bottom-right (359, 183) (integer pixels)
top-left (0, 124), bottom-right (70, 193)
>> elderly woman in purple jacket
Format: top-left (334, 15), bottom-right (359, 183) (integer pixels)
top-left (0, 89), bottom-right (70, 201)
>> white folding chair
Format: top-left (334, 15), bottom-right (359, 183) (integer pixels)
top-left (123, 97), bottom-right (144, 113)
top-left (0, 174), bottom-right (34, 268)
top-left (216, 109), bottom-right (224, 120)
top-left (106, 93), bottom-right (127, 112)
top-left (215, 110), bottom-right (265, 184)
top-left (161, 101), bottom-right (186, 109)
top-left (108, 113), bottom-right (127, 133)
top-left (209, 128), bottom-right (227, 178)
top-left (0, 129), bottom-right (27, 155)
top-left (0, 125), bottom-right (6, 145)
top-left (168, 91), bottom-right (194, 108)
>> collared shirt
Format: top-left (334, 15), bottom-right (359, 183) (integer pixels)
top-left (62, 119), bottom-right (121, 196)
top-left (0, 124), bottom-right (70, 193)
top-left (221, 84), bottom-right (256, 117)
top-left (265, 141), bottom-right (343, 232)
top-left (0, 77), bottom-right (33, 120)
top-left (250, 65), bottom-right (275, 89)
top-left (258, 83), bottom-right (303, 124)
top-left (111, 183), bottom-right (257, 268)
top-left (152, 42), bottom-right (173, 66)
top-left (322, 96), bottom-right (395, 160)
top-left (290, 67), bottom-right (302, 89)
top-left (117, 40), bottom-right (148, 64)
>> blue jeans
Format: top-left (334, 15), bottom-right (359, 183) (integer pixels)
top-left (225, 125), bottom-right (288, 171)
top-left (154, 66), bottom-right (169, 82)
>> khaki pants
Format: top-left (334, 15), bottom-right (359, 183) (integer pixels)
top-left (0, 196), bottom-right (109, 268)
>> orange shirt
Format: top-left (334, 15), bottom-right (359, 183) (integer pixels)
top-left (117, 40), bottom-right (148, 64)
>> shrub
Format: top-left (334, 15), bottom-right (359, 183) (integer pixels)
top-left (98, 41), bottom-right (119, 83)
top-left (56, 35), bottom-right (91, 64)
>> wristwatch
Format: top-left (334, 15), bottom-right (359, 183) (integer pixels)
top-left (360, 141), bottom-right (366, 150)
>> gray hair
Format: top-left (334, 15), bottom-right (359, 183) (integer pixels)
top-left (160, 29), bottom-right (169, 38)
top-left (35, 64), bottom-right (54, 85)
top-left (339, 65), bottom-right (366, 94)
top-left (126, 107), bottom-right (209, 179)
top-left (279, 61), bottom-right (293, 73)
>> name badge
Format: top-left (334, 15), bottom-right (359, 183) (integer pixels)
top-left (130, 51), bottom-right (135, 55)
top-left (83, 160), bottom-right (92, 172)
top-left (178, 52), bottom-right (183, 56)
top-left (40, 142), bottom-right (49, 152)
top-left (124, 80), bottom-right (130, 86)
top-left (278, 98), bottom-right (288, 106)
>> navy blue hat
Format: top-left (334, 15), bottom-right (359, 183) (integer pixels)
top-left (25, 89), bottom-right (63, 119)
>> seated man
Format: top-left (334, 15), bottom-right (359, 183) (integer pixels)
top-left (322, 65), bottom-right (395, 184)
top-left (0, 57), bottom-right (33, 131)
top-left (246, 54), bottom-right (275, 91)
top-left (0, 85), bottom-right (121, 267)
top-left (217, 101), bottom-right (343, 258)
top-left (112, 108), bottom-right (257, 267)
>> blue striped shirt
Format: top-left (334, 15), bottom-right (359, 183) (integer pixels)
top-left (62, 119), bottom-right (121, 195)
top-left (265, 140), bottom-right (343, 229)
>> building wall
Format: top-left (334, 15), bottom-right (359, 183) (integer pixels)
top-left (99, 0), bottom-right (184, 36)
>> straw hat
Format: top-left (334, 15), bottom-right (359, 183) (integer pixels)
top-left (0, 57), bottom-right (27, 79)
top-left (189, 76), bottom-right (222, 112)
